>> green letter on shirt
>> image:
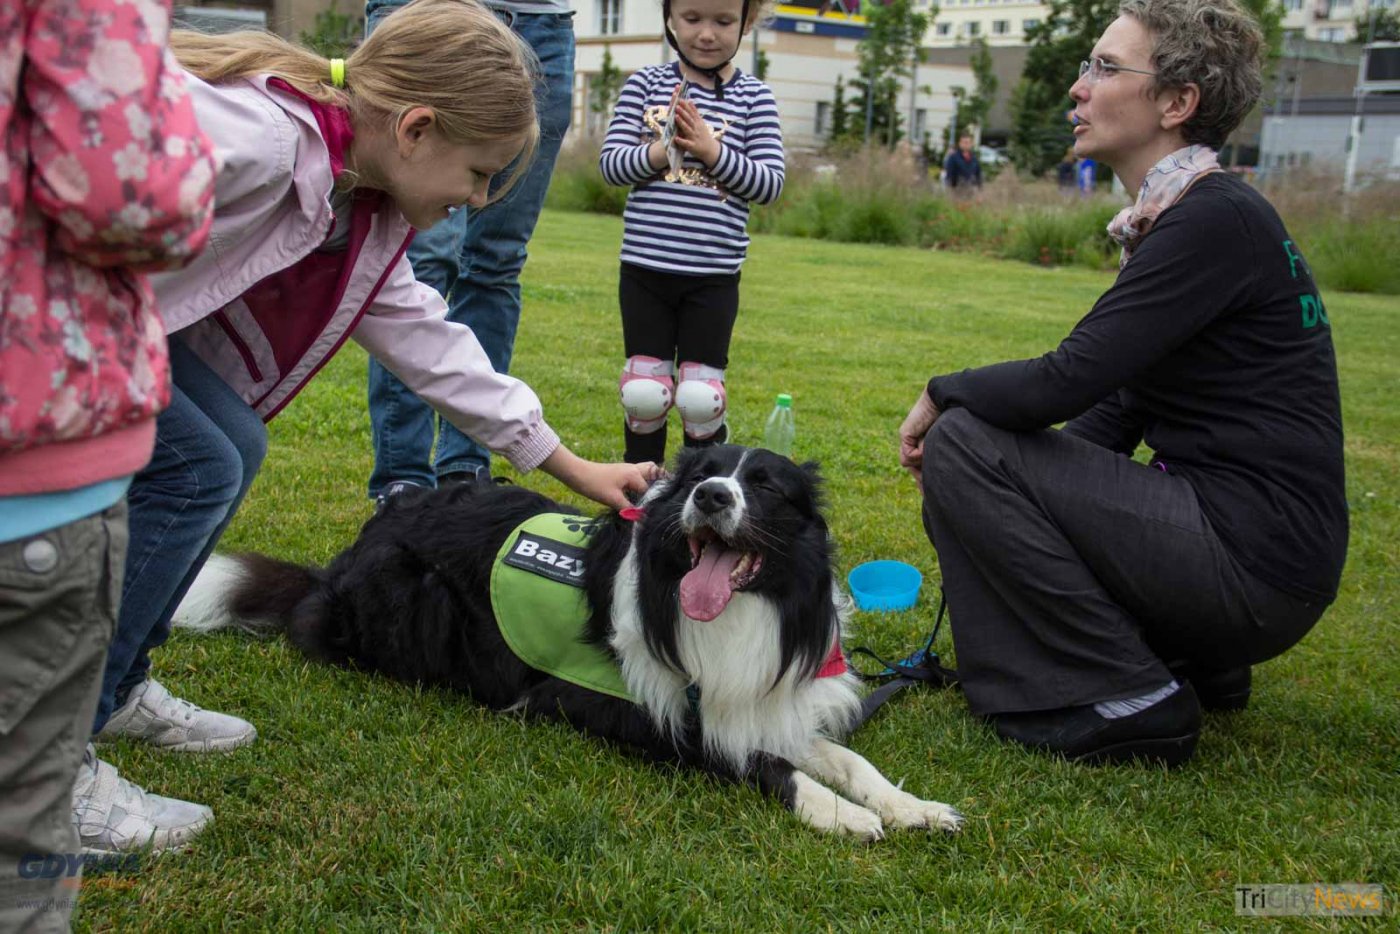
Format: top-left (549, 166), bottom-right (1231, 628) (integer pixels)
top-left (1300, 292), bottom-right (1329, 329)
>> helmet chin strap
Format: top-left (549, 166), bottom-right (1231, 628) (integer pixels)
top-left (662, 0), bottom-right (751, 101)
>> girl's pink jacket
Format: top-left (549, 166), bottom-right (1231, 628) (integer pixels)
top-left (0, 0), bottom-right (217, 496)
top-left (151, 74), bottom-right (560, 473)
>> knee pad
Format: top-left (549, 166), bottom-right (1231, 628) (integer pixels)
top-left (619, 356), bottom-right (674, 434)
top-left (674, 362), bottom-right (727, 440)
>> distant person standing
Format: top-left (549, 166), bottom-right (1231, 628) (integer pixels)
top-left (943, 133), bottom-right (982, 194)
top-left (1078, 156), bottom-right (1098, 195)
top-left (1057, 146), bottom-right (1078, 191)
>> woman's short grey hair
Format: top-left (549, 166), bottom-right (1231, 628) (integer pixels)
top-left (1119, 0), bottom-right (1265, 149)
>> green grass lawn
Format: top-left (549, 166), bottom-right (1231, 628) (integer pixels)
top-left (76, 211), bottom-right (1397, 931)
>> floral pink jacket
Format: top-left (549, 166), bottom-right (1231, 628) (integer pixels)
top-left (0, 0), bottom-right (216, 496)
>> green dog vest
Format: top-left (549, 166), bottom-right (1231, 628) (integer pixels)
top-left (490, 513), bottom-right (634, 702)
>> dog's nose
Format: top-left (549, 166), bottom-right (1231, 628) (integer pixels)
top-left (693, 481), bottom-right (734, 515)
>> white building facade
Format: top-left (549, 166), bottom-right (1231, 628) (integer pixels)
top-left (572, 1), bottom-right (974, 152)
top-left (1281, 0), bottom-right (1396, 43)
top-left (922, 0), bottom-right (1048, 47)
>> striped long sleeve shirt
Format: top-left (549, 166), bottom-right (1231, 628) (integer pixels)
top-left (599, 63), bottom-right (785, 276)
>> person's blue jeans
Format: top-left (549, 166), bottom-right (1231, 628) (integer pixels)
top-left (364, 3), bottom-right (576, 496)
top-left (92, 337), bottom-right (267, 733)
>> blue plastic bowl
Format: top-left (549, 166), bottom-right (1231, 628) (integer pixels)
top-left (847, 560), bottom-right (923, 612)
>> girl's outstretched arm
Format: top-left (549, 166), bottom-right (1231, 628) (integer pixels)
top-left (539, 446), bottom-right (661, 510)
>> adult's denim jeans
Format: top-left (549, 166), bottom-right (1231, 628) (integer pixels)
top-left (92, 338), bottom-right (267, 732)
top-left (364, 3), bottom-right (576, 495)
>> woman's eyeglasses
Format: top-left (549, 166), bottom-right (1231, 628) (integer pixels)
top-left (1078, 57), bottom-right (1158, 84)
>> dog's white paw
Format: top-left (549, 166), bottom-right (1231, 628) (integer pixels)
top-left (793, 773), bottom-right (885, 841)
top-left (878, 793), bottom-right (965, 834)
top-left (831, 799), bottom-right (886, 841)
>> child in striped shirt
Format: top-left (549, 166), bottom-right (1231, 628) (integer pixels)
top-left (600, 0), bottom-right (785, 464)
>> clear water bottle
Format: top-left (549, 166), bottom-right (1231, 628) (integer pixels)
top-left (763, 393), bottom-right (795, 456)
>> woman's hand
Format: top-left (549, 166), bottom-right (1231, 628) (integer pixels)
top-left (541, 445), bottom-right (663, 510)
top-left (671, 99), bottom-right (721, 168)
top-left (898, 388), bottom-right (941, 480)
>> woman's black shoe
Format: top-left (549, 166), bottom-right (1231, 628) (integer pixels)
top-left (992, 682), bottom-right (1202, 768)
top-left (1167, 662), bottom-right (1251, 712)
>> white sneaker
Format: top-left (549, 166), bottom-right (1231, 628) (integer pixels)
top-left (72, 744), bottom-right (213, 855)
top-left (96, 678), bottom-right (256, 752)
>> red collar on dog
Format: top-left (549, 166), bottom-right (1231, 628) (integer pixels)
top-left (817, 640), bottom-right (847, 678)
top-left (619, 507), bottom-right (645, 522)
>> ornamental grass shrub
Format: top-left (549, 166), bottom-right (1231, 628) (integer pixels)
top-left (546, 142), bottom-right (1399, 294)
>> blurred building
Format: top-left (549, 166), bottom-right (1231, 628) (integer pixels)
top-left (1259, 41), bottom-right (1400, 181)
top-left (1281, 0), bottom-right (1396, 44)
top-left (920, 0), bottom-right (1047, 48)
top-left (1260, 94), bottom-right (1400, 176)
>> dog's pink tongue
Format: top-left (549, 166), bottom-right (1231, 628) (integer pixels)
top-left (680, 543), bottom-right (744, 621)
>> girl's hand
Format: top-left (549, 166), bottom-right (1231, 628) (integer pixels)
top-left (671, 99), bottom-right (721, 168)
top-left (541, 445), bottom-right (663, 510)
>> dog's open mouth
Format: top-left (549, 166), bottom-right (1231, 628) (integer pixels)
top-left (679, 528), bottom-right (764, 622)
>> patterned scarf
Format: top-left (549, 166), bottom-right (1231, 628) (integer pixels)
top-left (1107, 145), bottom-right (1220, 268)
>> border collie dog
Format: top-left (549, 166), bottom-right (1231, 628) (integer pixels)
top-left (175, 445), bottom-right (963, 839)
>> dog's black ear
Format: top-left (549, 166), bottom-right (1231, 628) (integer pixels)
top-left (670, 446), bottom-right (705, 478)
top-left (797, 459), bottom-right (827, 516)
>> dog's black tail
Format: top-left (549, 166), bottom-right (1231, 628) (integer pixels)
top-left (172, 552), bottom-right (323, 641)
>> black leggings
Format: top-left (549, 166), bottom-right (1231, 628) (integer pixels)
top-left (619, 262), bottom-right (740, 464)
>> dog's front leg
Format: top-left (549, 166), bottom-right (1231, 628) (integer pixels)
top-left (736, 752), bottom-right (885, 841)
top-left (798, 738), bottom-right (964, 833)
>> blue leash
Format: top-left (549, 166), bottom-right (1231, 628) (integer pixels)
top-left (848, 587), bottom-right (960, 728)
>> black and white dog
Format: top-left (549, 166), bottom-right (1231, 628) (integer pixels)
top-left (174, 445), bottom-right (963, 839)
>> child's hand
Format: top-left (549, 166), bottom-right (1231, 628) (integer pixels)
top-left (541, 445), bottom-right (663, 510)
top-left (671, 99), bottom-right (722, 168)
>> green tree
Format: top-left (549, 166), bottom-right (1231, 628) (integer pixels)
top-left (299, 0), bottom-right (363, 59)
top-left (1359, 8), bottom-right (1400, 41)
top-left (952, 37), bottom-right (997, 142)
top-left (590, 47), bottom-right (625, 122)
top-left (1008, 0), bottom-right (1282, 177)
top-left (830, 74), bottom-right (849, 143)
top-left (755, 49), bottom-right (771, 81)
top-left (848, 0), bottom-right (931, 147)
top-left (1008, 0), bottom-right (1116, 177)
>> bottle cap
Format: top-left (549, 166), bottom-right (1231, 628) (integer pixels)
top-left (776, 393), bottom-right (792, 407)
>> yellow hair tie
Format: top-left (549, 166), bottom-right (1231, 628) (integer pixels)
top-left (329, 58), bottom-right (346, 88)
